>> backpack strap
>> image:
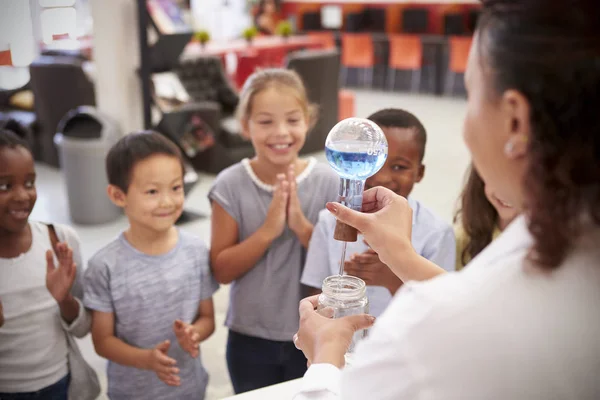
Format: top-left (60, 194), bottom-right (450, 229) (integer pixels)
top-left (47, 223), bottom-right (59, 254)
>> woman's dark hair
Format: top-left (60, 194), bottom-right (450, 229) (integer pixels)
top-left (0, 128), bottom-right (31, 152)
top-left (478, 0), bottom-right (600, 269)
top-left (105, 130), bottom-right (183, 193)
top-left (454, 165), bottom-right (498, 265)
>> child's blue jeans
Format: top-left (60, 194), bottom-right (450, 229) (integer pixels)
top-left (0, 373), bottom-right (69, 400)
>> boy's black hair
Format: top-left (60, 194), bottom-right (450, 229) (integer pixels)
top-left (106, 130), bottom-right (184, 193)
top-left (367, 108), bottom-right (427, 162)
top-left (0, 128), bottom-right (31, 152)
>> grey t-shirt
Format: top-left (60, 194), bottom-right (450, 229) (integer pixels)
top-left (83, 230), bottom-right (218, 400)
top-left (208, 158), bottom-right (339, 341)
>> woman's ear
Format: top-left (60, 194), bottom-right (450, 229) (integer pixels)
top-left (502, 90), bottom-right (531, 160)
top-left (107, 185), bottom-right (126, 207)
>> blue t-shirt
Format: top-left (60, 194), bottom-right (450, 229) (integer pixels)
top-left (302, 197), bottom-right (456, 318)
top-left (83, 230), bottom-right (218, 400)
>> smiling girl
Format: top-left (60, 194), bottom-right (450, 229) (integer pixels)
top-left (0, 129), bottom-right (99, 400)
top-left (209, 69), bottom-right (338, 394)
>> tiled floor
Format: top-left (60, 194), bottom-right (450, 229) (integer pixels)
top-left (30, 90), bottom-right (470, 399)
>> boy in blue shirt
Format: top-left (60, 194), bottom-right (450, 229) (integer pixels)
top-left (302, 109), bottom-right (456, 317)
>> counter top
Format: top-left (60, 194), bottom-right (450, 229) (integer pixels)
top-left (223, 379), bottom-right (302, 400)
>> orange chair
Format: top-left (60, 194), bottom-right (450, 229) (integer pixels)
top-left (338, 89), bottom-right (356, 121)
top-left (341, 33), bottom-right (375, 87)
top-left (445, 36), bottom-right (472, 95)
top-left (306, 31), bottom-right (336, 50)
top-left (387, 34), bottom-right (423, 92)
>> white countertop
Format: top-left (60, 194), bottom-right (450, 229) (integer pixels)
top-left (223, 379), bottom-right (302, 400)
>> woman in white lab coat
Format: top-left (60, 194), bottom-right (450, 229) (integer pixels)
top-left (293, 0), bottom-right (600, 399)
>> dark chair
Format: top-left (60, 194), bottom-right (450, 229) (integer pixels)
top-left (176, 56), bottom-right (238, 115)
top-left (444, 13), bottom-right (466, 36)
top-left (467, 9), bottom-right (481, 33)
top-left (345, 12), bottom-right (364, 32)
top-left (29, 55), bottom-right (96, 167)
top-left (286, 49), bottom-right (340, 154)
top-left (363, 8), bottom-right (386, 32)
top-left (402, 8), bottom-right (429, 34)
top-left (302, 12), bottom-right (322, 31)
top-left (174, 57), bottom-right (254, 173)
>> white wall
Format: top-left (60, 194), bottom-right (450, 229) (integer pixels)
top-left (191, 0), bottom-right (251, 41)
top-left (89, 0), bottom-right (143, 135)
top-left (0, 0), bottom-right (37, 67)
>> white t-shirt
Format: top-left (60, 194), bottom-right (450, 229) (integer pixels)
top-left (294, 216), bottom-right (600, 399)
top-left (0, 221), bottom-right (87, 393)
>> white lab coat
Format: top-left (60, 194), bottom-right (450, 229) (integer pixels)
top-left (294, 215), bottom-right (600, 399)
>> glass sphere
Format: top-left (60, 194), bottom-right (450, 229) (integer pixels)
top-left (325, 118), bottom-right (388, 180)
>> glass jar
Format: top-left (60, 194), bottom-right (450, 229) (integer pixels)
top-left (318, 275), bottom-right (369, 362)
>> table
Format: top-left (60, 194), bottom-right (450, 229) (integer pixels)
top-left (223, 379), bottom-right (303, 400)
top-left (184, 35), bottom-right (324, 58)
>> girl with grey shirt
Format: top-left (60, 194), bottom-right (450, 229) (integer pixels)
top-left (209, 69), bottom-right (339, 394)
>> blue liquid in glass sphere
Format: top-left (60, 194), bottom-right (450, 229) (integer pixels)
top-left (325, 141), bottom-right (387, 180)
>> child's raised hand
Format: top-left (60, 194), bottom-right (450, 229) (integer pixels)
top-left (261, 174), bottom-right (289, 241)
top-left (286, 165), bottom-right (310, 236)
top-left (173, 319), bottom-right (201, 358)
top-left (45, 243), bottom-right (76, 304)
top-left (146, 340), bottom-right (180, 386)
top-left (344, 248), bottom-right (404, 295)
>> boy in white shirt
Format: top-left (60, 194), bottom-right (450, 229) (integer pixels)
top-left (301, 109), bottom-right (456, 317)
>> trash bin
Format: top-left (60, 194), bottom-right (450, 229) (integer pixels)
top-left (54, 106), bottom-right (121, 225)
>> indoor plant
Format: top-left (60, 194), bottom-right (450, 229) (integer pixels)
top-left (243, 26), bottom-right (258, 45)
top-left (194, 30), bottom-right (211, 48)
top-left (276, 21), bottom-right (293, 39)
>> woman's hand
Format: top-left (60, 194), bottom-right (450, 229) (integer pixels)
top-left (326, 187), bottom-right (414, 270)
top-left (294, 295), bottom-right (375, 369)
